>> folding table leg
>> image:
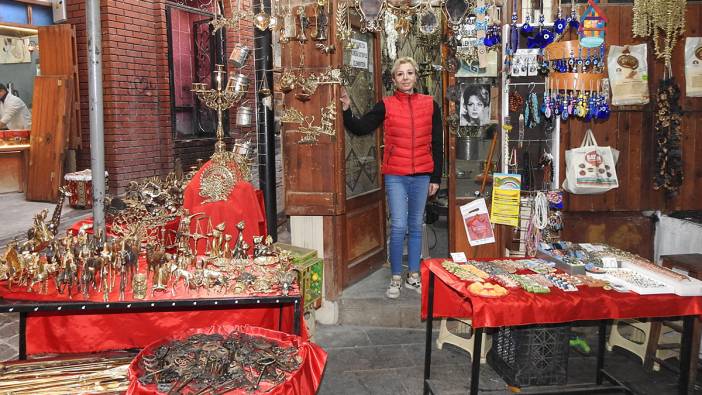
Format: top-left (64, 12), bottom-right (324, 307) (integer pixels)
top-left (470, 327), bottom-right (483, 395)
top-left (423, 272), bottom-right (436, 394)
top-left (679, 316), bottom-right (694, 395)
top-left (18, 312), bottom-right (26, 360)
top-left (596, 320), bottom-right (607, 385)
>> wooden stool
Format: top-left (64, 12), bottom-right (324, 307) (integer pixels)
top-left (436, 318), bottom-right (491, 363)
top-left (644, 254), bottom-right (702, 391)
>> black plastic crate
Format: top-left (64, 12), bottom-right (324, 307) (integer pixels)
top-left (487, 323), bottom-right (571, 387)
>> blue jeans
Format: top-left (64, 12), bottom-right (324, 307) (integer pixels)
top-left (385, 174), bottom-right (430, 275)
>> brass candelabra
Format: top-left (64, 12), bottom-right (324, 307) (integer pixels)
top-left (191, 64), bottom-right (249, 153)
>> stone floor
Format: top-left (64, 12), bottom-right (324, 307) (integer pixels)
top-left (315, 324), bottom-right (702, 394)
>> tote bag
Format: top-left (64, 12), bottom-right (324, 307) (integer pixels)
top-left (563, 129), bottom-right (619, 194)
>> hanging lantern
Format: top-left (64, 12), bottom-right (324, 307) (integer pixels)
top-left (578, 0), bottom-right (607, 48)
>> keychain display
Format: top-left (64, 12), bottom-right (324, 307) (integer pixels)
top-left (543, 81), bottom-right (610, 122)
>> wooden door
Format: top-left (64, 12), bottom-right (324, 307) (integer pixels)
top-left (339, 29), bottom-right (386, 287)
top-left (283, 4), bottom-right (385, 298)
top-left (38, 25), bottom-right (81, 150)
top-left (26, 76), bottom-right (72, 202)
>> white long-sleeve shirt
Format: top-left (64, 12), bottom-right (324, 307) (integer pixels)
top-left (0, 92), bottom-right (31, 130)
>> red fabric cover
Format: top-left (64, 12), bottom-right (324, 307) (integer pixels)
top-left (25, 306), bottom-right (308, 355)
top-left (183, 163), bottom-right (267, 255)
top-left (0, 255), bottom-right (301, 302)
top-left (11, 171), bottom-right (274, 356)
top-left (382, 91), bottom-right (435, 175)
top-left (127, 324), bottom-right (326, 395)
top-left (420, 258), bottom-right (702, 328)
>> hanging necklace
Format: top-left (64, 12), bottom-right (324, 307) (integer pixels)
top-left (652, 77), bottom-right (684, 197)
top-left (632, 0), bottom-right (686, 67)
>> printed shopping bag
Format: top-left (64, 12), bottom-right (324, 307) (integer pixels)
top-left (563, 129), bottom-right (619, 194)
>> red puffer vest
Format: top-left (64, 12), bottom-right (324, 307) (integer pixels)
top-left (382, 90), bottom-right (435, 176)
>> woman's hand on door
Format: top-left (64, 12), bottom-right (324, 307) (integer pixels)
top-left (339, 87), bottom-right (351, 111)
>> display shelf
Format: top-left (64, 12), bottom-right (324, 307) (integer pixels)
top-left (421, 259), bottom-right (701, 394)
top-left (0, 294), bottom-right (301, 313)
top-left (1, 294), bottom-right (302, 360)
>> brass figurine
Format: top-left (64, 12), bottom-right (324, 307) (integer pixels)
top-left (132, 273), bottom-right (147, 300)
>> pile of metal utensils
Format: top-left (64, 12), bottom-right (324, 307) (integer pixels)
top-left (137, 331), bottom-right (302, 394)
top-left (0, 171), bottom-right (299, 301)
top-left (0, 352), bottom-right (134, 394)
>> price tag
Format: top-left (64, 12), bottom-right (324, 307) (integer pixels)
top-left (601, 257), bottom-right (619, 268)
top-left (450, 252), bottom-right (468, 263)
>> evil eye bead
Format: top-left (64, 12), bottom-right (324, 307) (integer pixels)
top-left (539, 30), bottom-right (554, 46)
top-left (554, 19), bottom-right (566, 34)
top-left (521, 22), bottom-right (533, 34)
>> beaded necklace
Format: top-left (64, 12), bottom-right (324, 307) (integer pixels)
top-left (652, 77), bottom-right (684, 197)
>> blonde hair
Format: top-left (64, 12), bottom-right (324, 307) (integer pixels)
top-left (391, 57), bottom-right (418, 76)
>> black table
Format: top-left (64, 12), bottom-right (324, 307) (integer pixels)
top-left (422, 270), bottom-right (698, 395)
top-left (0, 295), bottom-right (302, 360)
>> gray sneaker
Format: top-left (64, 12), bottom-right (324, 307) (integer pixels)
top-left (405, 272), bottom-right (421, 293)
top-left (386, 275), bottom-right (402, 299)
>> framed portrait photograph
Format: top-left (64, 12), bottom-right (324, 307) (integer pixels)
top-left (460, 84), bottom-right (491, 126)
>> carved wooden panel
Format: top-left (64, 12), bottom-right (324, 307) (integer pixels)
top-left (38, 25), bottom-right (81, 150)
top-left (342, 189), bottom-right (386, 287)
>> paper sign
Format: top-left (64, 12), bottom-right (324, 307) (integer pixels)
top-left (491, 173), bottom-right (522, 227)
top-left (685, 38), bottom-right (702, 97)
top-left (450, 252), bottom-right (468, 263)
top-left (349, 39), bottom-right (368, 69)
top-left (461, 198), bottom-right (496, 246)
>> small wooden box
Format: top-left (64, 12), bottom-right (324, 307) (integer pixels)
top-left (274, 242), bottom-right (323, 309)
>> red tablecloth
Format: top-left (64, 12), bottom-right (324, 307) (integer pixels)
top-left (0, 255), bottom-right (299, 303)
top-left (420, 258), bottom-right (702, 328)
top-left (127, 324), bottom-right (326, 395)
top-left (184, 167), bottom-right (266, 255)
top-left (26, 306), bottom-right (306, 355)
top-left (11, 175), bottom-right (280, 356)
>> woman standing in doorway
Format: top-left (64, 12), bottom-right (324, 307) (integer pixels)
top-left (340, 57), bottom-right (443, 299)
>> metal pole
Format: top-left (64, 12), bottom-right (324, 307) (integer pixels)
top-left (254, 0), bottom-right (277, 240)
top-left (86, 0), bottom-right (106, 238)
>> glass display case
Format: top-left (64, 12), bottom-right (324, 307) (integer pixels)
top-left (454, 133), bottom-right (498, 199)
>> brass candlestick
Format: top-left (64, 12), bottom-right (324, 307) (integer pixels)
top-left (191, 64), bottom-right (248, 153)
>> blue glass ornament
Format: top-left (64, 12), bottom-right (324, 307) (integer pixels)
top-left (539, 29), bottom-right (554, 46)
top-left (554, 19), bottom-right (566, 34)
top-left (569, 10), bottom-right (580, 29)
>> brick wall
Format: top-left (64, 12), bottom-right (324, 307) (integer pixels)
top-left (67, 0), bottom-right (256, 194)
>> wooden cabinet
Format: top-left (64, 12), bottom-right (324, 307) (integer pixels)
top-left (0, 145), bottom-right (29, 193)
